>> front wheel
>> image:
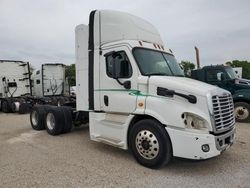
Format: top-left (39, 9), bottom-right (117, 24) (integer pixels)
top-left (234, 102), bottom-right (250, 123)
top-left (129, 119), bottom-right (172, 169)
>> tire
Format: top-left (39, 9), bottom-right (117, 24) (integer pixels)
top-left (234, 102), bottom-right (250, 123)
top-left (30, 105), bottom-right (51, 130)
top-left (0, 100), bottom-right (2, 111)
top-left (11, 101), bottom-right (20, 112)
top-left (45, 107), bottom-right (64, 135)
top-left (2, 99), bottom-right (12, 113)
top-left (11, 102), bottom-right (16, 112)
top-left (61, 106), bottom-right (73, 133)
top-left (129, 119), bottom-right (172, 169)
top-left (19, 103), bottom-right (32, 114)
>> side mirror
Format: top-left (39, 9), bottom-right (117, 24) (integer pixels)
top-left (217, 72), bottom-right (225, 81)
top-left (111, 58), bottom-right (120, 79)
top-left (111, 58), bottom-right (130, 79)
top-left (111, 58), bottom-right (131, 89)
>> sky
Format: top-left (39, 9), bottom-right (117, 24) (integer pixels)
top-left (0, 0), bottom-right (249, 68)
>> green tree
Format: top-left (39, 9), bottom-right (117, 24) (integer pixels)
top-left (180, 61), bottom-right (196, 76)
top-left (65, 64), bottom-right (76, 86)
top-left (226, 60), bottom-right (250, 79)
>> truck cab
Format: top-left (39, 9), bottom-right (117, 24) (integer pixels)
top-left (75, 10), bottom-right (236, 167)
top-left (30, 10), bottom-right (236, 168)
top-left (32, 64), bottom-right (67, 97)
top-left (191, 65), bottom-right (250, 122)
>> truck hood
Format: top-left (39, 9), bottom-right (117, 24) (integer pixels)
top-left (236, 78), bottom-right (250, 86)
top-left (149, 76), bottom-right (220, 96)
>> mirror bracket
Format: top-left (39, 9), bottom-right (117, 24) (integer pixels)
top-left (123, 80), bottom-right (131, 89)
top-left (115, 79), bottom-right (131, 89)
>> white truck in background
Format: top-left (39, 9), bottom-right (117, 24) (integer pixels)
top-left (0, 60), bottom-right (32, 113)
top-left (32, 63), bottom-right (71, 106)
top-left (30, 10), bottom-right (236, 168)
top-left (0, 61), bottom-right (73, 113)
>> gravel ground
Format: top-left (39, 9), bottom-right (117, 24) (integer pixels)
top-left (0, 113), bottom-right (249, 188)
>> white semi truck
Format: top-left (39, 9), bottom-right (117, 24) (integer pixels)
top-left (30, 10), bottom-right (236, 168)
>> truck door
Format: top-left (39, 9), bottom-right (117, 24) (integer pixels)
top-left (99, 46), bottom-right (138, 113)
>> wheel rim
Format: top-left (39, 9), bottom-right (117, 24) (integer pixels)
top-left (46, 113), bottom-right (55, 130)
top-left (31, 111), bottom-right (38, 126)
top-left (235, 106), bottom-right (249, 120)
top-left (135, 130), bottom-right (159, 160)
top-left (14, 102), bottom-right (20, 112)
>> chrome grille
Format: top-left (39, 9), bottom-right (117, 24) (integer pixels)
top-left (212, 94), bottom-right (235, 132)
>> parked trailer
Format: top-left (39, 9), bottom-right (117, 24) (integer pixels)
top-left (30, 10), bottom-right (235, 168)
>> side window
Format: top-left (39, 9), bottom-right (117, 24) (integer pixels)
top-left (36, 79), bottom-right (40, 84)
top-left (105, 51), bottom-right (132, 78)
top-left (206, 69), bottom-right (224, 82)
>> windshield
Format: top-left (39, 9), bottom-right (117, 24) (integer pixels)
top-left (225, 67), bottom-right (236, 80)
top-left (133, 48), bottom-right (184, 76)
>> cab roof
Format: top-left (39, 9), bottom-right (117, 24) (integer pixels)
top-left (93, 10), bottom-right (164, 47)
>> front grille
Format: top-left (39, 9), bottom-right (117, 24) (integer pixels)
top-left (212, 94), bottom-right (235, 132)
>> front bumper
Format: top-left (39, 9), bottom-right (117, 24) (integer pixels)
top-left (166, 126), bottom-right (236, 160)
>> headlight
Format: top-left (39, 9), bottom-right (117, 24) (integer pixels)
top-left (183, 113), bottom-right (209, 133)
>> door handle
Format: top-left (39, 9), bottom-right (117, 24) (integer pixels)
top-left (104, 95), bottom-right (109, 106)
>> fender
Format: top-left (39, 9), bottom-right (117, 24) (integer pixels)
top-left (233, 89), bottom-right (250, 102)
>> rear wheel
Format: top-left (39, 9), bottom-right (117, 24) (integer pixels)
top-left (129, 119), bottom-right (172, 169)
top-left (2, 99), bottom-right (12, 113)
top-left (11, 101), bottom-right (20, 112)
top-left (30, 105), bottom-right (50, 130)
top-left (45, 107), bottom-right (64, 135)
top-left (234, 102), bottom-right (250, 122)
top-left (19, 103), bottom-right (32, 114)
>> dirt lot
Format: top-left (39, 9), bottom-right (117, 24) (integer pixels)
top-left (0, 113), bottom-right (249, 188)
